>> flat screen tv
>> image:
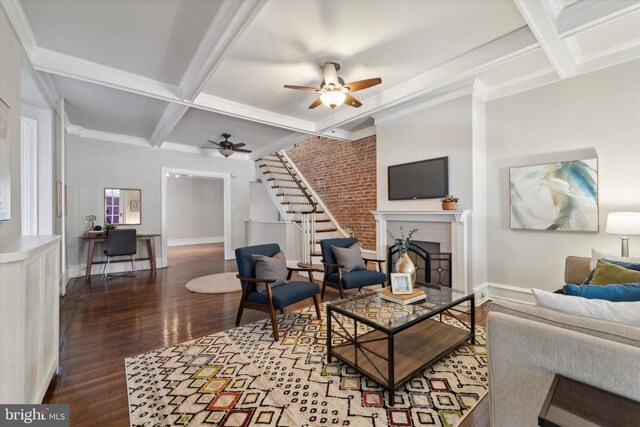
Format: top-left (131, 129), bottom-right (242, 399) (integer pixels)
top-left (388, 156), bottom-right (449, 200)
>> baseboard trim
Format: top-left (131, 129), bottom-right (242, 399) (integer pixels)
top-left (484, 282), bottom-right (535, 305)
top-left (167, 236), bottom-right (224, 247)
top-left (473, 282), bottom-right (490, 306)
top-left (68, 257), bottom-right (165, 279)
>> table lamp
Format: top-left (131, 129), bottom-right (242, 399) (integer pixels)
top-left (605, 212), bottom-right (640, 256)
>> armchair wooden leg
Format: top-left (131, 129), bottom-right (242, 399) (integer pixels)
top-left (313, 294), bottom-right (321, 319)
top-left (235, 302), bottom-right (244, 327)
top-left (280, 309), bottom-right (285, 315)
top-left (339, 286), bottom-right (344, 299)
top-left (321, 281), bottom-right (327, 299)
top-left (268, 304), bottom-right (279, 341)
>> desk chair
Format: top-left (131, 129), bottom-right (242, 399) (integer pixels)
top-left (320, 237), bottom-right (387, 298)
top-left (103, 229), bottom-right (137, 280)
top-left (235, 243), bottom-right (320, 340)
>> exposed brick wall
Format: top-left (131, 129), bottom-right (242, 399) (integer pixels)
top-left (285, 135), bottom-right (377, 250)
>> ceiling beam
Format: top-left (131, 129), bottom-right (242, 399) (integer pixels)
top-left (556, 0), bottom-right (640, 38)
top-left (149, 0), bottom-right (266, 147)
top-left (514, 0), bottom-right (577, 79)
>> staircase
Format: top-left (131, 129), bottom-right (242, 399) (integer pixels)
top-left (255, 151), bottom-right (346, 266)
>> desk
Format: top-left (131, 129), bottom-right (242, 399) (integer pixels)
top-left (82, 233), bottom-right (160, 281)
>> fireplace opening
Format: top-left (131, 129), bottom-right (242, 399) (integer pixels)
top-left (387, 240), bottom-right (452, 287)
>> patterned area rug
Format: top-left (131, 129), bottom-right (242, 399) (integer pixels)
top-left (125, 305), bottom-right (487, 427)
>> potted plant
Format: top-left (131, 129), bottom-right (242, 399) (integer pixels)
top-left (388, 227), bottom-right (418, 285)
top-left (441, 195), bottom-right (459, 210)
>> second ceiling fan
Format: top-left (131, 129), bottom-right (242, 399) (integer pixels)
top-left (284, 62), bottom-right (381, 109)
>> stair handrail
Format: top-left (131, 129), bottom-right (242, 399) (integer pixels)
top-left (274, 151), bottom-right (317, 214)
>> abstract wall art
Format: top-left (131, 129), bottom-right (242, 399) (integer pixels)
top-left (509, 158), bottom-right (598, 232)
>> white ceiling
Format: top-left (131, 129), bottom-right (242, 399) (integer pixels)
top-left (51, 75), bottom-right (168, 138)
top-left (168, 107), bottom-right (301, 151)
top-left (202, 0), bottom-right (525, 120)
top-left (8, 0), bottom-right (640, 159)
top-left (21, 0), bottom-right (223, 85)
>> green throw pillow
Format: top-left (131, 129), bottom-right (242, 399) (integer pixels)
top-left (589, 259), bottom-right (640, 285)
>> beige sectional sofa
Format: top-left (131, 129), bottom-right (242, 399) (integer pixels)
top-left (487, 257), bottom-right (640, 426)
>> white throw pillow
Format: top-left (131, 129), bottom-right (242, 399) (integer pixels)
top-left (531, 288), bottom-right (640, 327)
top-left (590, 249), bottom-right (640, 270)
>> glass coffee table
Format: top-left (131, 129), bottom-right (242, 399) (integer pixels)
top-left (326, 283), bottom-right (474, 405)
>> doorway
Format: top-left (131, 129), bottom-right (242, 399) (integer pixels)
top-left (160, 167), bottom-right (231, 267)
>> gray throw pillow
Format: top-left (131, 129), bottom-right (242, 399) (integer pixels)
top-left (332, 243), bottom-right (367, 273)
top-left (252, 251), bottom-right (289, 292)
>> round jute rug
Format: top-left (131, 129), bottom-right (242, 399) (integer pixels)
top-left (185, 272), bottom-right (241, 294)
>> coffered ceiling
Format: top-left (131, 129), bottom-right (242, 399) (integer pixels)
top-left (3, 0), bottom-right (640, 160)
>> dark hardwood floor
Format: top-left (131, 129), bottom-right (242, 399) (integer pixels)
top-left (44, 243), bottom-right (490, 426)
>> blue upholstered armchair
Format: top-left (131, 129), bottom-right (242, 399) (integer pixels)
top-left (319, 238), bottom-right (387, 298)
top-left (235, 243), bottom-right (321, 340)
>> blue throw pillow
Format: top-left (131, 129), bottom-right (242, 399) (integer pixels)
top-left (563, 283), bottom-right (640, 302)
top-left (582, 259), bottom-right (640, 284)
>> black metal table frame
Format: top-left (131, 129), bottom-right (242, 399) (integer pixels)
top-left (326, 292), bottom-right (475, 406)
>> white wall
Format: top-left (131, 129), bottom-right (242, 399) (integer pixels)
top-left (376, 96), bottom-right (473, 212)
top-left (0, 9), bottom-right (22, 238)
top-left (486, 59), bottom-right (640, 299)
top-left (167, 176), bottom-right (224, 244)
top-left (21, 103), bottom-right (54, 235)
top-left (65, 136), bottom-right (250, 276)
top-left (249, 181), bottom-right (279, 221)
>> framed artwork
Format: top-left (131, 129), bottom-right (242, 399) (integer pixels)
top-left (390, 273), bottom-right (413, 294)
top-left (509, 158), bottom-right (598, 232)
top-left (56, 180), bottom-right (62, 217)
top-left (130, 200), bottom-right (141, 212)
top-left (0, 98), bottom-right (11, 221)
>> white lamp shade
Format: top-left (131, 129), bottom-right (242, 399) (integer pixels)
top-left (320, 91), bottom-right (346, 108)
top-left (219, 148), bottom-right (234, 157)
top-left (605, 212), bottom-right (640, 235)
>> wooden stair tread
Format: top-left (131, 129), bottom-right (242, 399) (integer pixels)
top-left (315, 228), bottom-right (338, 233)
top-left (286, 210), bottom-right (324, 214)
top-left (294, 219), bottom-right (330, 223)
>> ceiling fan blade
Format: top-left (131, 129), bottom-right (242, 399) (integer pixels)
top-left (308, 98), bottom-right (323, 109)
top-left (232, 143), bottom-right (246, 148)
top-left (207, 140), bottom-right (222, 147)
top-left (284, 85), bottom-right (319, 92)
top-left (233, 148), bottom-right (252, 153)
top-left (200, 146), bottom-right (218, 149)
top-left (344, 94), bottom-right (362, 108)
top-left (345, 77), bottom-right (382, 92)
top-left (323, 62), bottom-right (339, 86)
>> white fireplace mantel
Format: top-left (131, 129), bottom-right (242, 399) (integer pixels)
top-left (372, 210), bottom-right (472, 294)
top-left (372, 210), bottom-right (471, 223)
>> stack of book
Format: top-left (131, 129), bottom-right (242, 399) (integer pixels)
top-left (380, 289), bottom-right (426, 305)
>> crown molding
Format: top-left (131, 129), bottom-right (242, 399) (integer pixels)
top-left (348, 125), bottom-right (376, 142)
top-left (162, 141), bottom-right (250, 161)
top-left (194, 93), bottom-right (315, 133)
top-left (249, 132), bottom-right (310, 160)
top-left (556, 0), bottom-right (640, 39)
top-left (32, 47), bottom-right (182, 101)
top-left (67, 126), bottom-right (151, 147)
top-left (372, 84), bottom-right (474, 125)
top-left (514, 0), bottom-right (577, 79)
top-left (485, 67), bottom-right (558, 101)
top-left (0, 0), bottom-right (37, 55)
top-left (315, 26), bottom-right (539, 132)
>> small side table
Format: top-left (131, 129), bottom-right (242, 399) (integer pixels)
top-left (538, 374), bottom-right (640, 427)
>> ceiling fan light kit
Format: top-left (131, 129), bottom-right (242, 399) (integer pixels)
top-left (284, 62), bottom-right (382, 110)
top-left (201, 133), bottom-right (252, 158)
